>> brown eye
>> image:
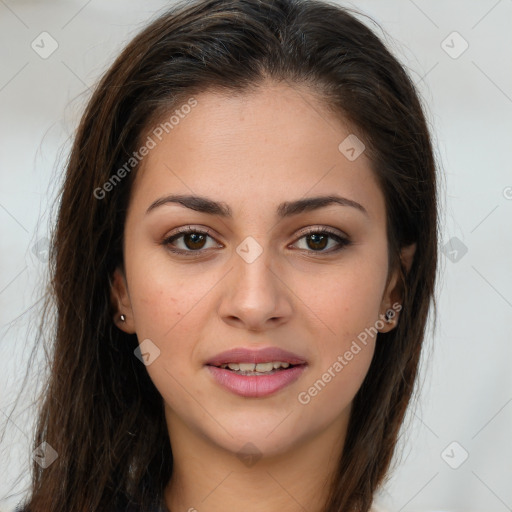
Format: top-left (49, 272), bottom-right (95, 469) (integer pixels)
top-left (292, 228), bottom-right (351, 254)
top-left (163, 227), bottom-right (220, 255)
top-left (305, 233), bottom-right (329, 251)
top-left (163, 226), bottom-right (350, 257)
top-left (181, 232), bottom-right (207, 250)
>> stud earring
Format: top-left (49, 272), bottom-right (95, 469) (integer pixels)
top-left (120, 314), bottom-right (126, 322)
top-left (384, 309), bottom-right (396, 323)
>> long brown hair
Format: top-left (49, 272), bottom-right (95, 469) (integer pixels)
top-left (15, 0), bottom-right (438, 510)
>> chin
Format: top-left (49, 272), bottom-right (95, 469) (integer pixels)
top-left (219, 430), bottom-right (303, 462)
top-left (209, 410), bottom-right (322, 459)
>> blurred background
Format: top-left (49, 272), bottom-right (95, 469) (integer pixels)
top-left (0, 1), bottom-right (511, 511)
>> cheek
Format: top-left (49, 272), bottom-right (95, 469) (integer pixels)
top-left (295, 275), bottom-right (382, 416)
top-left (292, 251), bottom-right (387, 406)
top-left (298, 257), bottom-right (387, 350)
top-left (124, 260), bottom-right (205, 394)
top-left (127, 266), bottom-right (208, 412)
top-left (127, 254), bottom-right (215, 339)
top-left (296, 345), bottom-right (374, 428)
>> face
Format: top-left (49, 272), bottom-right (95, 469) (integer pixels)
top-left (111, 81), bottom-right (411, 460)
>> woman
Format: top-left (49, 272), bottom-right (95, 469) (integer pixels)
top-left (15, 0), bottom-right (438, 511)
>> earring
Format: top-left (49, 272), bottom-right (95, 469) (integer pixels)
top-left (120, 314), bottom-right (126, 322)
top-left (384, 309), bottom-right (396, 324)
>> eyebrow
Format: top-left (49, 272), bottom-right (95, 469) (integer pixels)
top-left (145, 194), bottom-right (368, 218)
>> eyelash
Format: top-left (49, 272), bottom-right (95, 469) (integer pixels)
top-left (162, 225), bottom-right (352, 257)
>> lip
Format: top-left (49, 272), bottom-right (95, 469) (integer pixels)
top-left (205, 347), bottom-right (307, 366)
top-left (205, 346), bottom-right (308, 398)
top-left (206, 364), bottom-right (307, 398)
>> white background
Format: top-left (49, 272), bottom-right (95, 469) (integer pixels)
top-left (0, 1), bottom-right (511, 511)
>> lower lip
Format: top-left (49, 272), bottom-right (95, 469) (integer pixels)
top-left (206, 365), bottom-right (307, 398)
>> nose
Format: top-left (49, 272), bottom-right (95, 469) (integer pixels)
top-left (218, 244), bottom-right (293, 332)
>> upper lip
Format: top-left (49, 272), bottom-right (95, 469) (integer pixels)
top-left (205, 347), bottom-right (307, 366)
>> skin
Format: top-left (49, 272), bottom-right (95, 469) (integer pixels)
top-left (111, 80), bottom-right (415, 512)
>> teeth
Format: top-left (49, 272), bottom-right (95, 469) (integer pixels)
top-left (255, 362), bottom-right (274, 372)
top-left (219, 361), bottom-right (292, 372)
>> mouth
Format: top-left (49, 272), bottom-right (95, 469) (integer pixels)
top-left (208, 360), bottom-right (303, 376)
top-left (205, 347), bottom-right (308, 398)
top-left (205, 346), bottom-right (307, 367)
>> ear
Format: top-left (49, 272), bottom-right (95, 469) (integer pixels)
top-left (378, 243), bottom-right (416, 333)
top-left (110, 266), bottom-right (136, 334)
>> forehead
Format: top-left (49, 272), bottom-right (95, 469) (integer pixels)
top-left (130, 82), bottom-right (386, 224)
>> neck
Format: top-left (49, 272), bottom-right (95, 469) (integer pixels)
top-left (163, 409), bottom-right (348, 512)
